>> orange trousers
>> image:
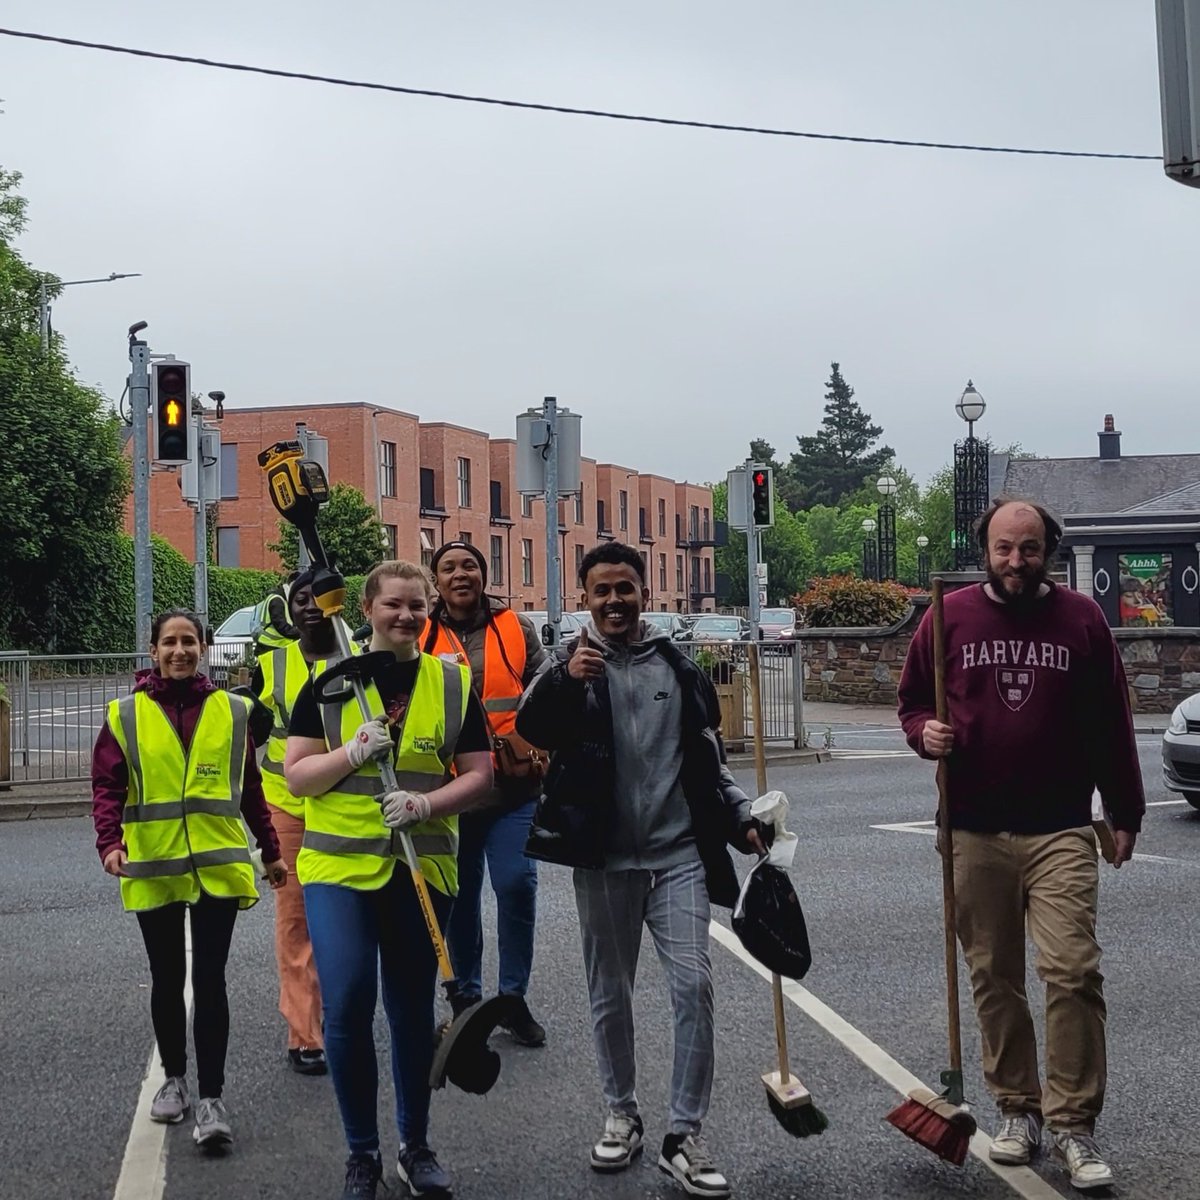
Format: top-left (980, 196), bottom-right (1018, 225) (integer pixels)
top-left (271, 807), bottom-right (324, 1050)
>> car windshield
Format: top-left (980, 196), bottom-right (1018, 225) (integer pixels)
top-left (215, 606), bottom-right (256, 638)
top-left (761, 609), bottom-right (794, 626)
top-left (693, 617), bottom-right (741, 633)
top-left (523, 611), bottom-right (585, 631)
top-left (641, 613), bottom-right (674, 629)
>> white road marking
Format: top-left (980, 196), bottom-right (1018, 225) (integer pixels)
top-left (113, 923), bottom-right (194, 1200)
top-left (709, 921), bottom-right (1066, 1200)
top-left (1147, 799), bottom-right (1190, 807)
top-left (829, 750), bottom-right (915, 760)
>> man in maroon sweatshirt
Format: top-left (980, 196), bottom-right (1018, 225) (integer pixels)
top-left (898, 499), bottom-right (1144, 1194)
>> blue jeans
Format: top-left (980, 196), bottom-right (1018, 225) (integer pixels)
top-left (446, 800), bottom-right (538, 999)
top-left (305, 870), bottom-right (451, 1154)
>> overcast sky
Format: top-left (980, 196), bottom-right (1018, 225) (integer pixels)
top-left (2, 2), bottom-right (1194, 487)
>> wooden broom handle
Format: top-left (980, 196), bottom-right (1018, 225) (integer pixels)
top-left (748, 643), bottom-right (792, 1083)
top-left (931, 580), bottom-right (963, 1076)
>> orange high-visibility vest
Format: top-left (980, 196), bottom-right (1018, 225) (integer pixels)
top-left (424, 608), bottom-right (527, 739)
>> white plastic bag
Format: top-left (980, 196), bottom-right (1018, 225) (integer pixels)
top-left (751, 789), bottom-right (798, 868)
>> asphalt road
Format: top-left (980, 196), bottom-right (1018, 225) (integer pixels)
top-left (1, 744), bottom-right (1197, 1200)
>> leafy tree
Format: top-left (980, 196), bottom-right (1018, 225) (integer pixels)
top-left (0, 166), bottom-right (130, 651)
top-left (269, 483), bottom-right (388, 574)
top-left (786, 363), bottom-right (894, 509)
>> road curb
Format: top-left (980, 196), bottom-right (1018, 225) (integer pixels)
top-left (726, 748), bottom-right (831, 768)
top-left (0, 796), bottom-right (92, 821)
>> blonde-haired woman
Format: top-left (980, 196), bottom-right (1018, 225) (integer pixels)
top-left (285, 561), bottom-right (492, 1200)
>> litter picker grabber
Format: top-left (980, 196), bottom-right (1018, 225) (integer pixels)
top-left (258, 441), bottom-right (512, 1095)
top-left (885, 577), bottom-right (977, 1164)
top-left (746, 642), bottom-right (827, 1138)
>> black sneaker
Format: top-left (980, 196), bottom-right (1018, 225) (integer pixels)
top-left (342, 1152), bottom-right (382, 1199)
top-left (500, 996), bottom-right (546, 1047)
top-left (288, 1047), bottom-right (328, 1076)
top-left (397, 1144), bottom-right (452, 1197)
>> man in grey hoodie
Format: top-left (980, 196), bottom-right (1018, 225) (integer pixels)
top-left (517, 542), bottom-right (764, 1200)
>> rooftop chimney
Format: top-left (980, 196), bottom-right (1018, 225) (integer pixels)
top-left (1098, 414), bottom-right (1121, 461)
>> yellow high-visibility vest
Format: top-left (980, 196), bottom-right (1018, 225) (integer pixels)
top-left (258, 640), bottom-right (352, 818)
top-left (107, 689), bottom-right (258, 913)
top-left (297, 654), bottom-right (470, 896)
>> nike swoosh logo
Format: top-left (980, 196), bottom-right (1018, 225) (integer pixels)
top-left (654, 691), bottom-right (670, 700)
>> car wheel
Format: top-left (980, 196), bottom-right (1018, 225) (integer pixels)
top-left (1186, 792), bottom-right (1200, 811)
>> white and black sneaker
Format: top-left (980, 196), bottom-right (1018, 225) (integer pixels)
top-left (658, 1134), bottom-right (730, 1198)
top-left (1051, 1131), bottom-right (1115, 1192)
top-left (989, 1112), bottom-right (1043, 1165)
top-left (589, 1112), bottom-right (643, 1172)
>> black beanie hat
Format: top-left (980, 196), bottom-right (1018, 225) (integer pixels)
top-left (430, 541), bottom-right (488, 588)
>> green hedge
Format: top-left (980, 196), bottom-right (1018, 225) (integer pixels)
top-left (208, 565), bottom-right (282, 628)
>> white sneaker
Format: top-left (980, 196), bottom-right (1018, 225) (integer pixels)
top-left (989, 1112), bottom-right (1043, 1165)
top-left (1051, 1131), bottom-right (1115, 1192)
top-left (149, 1076), bottom-right (190, 1124)
top-left (589, 1112), bottom-right (643, 1172)
top-left (658, 1134), bottom-right (730, 1199)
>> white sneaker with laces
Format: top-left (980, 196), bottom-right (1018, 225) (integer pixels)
top-left (658, 1134), bottom-right (730, 1199)
top-left (989, 1112), bottom-right (1043, 1164)
top-left (149, 1076), bottom-right (190, 1125)
top-left (1051, 1131), bottom-right (1115, 1192)
top-left (589, 1112), bottom-right (643, 1172)
top-left (192, 1097), bottom-right (233, 1149)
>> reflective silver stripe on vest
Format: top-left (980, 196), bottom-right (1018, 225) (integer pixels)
top-left (122, 797), bottom-right (240, 823)
top-left (303, 830), bottom-right (456, 858)
top-left (439, 660), bottom-right (465, 763)
top-left (272, 647), bottom-right (288, 716)
top-left (261, 756), bottom-right (285, 777)
top-left (122, 845), bottom-right (252, 877)
top-left (228, 698), bottom-right (249, 807)
top-left (483, 696), bottom-right (520, 713)
top-left (323, 701), bottom-right (344, 751)
top-left (117, 694), bottom-right (144, 799)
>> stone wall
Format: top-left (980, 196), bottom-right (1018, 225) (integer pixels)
top-left (795, 599), bottom-right (1200, 714)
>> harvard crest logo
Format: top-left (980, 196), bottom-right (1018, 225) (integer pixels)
top-left (997, 668), bottom-right (1035, 712)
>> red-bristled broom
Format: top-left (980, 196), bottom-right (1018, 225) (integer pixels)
top-left (886, 578), bottom-right (977, 1166)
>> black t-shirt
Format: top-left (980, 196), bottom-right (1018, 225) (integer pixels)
top-left (289, 655), bottom-right (491, 755)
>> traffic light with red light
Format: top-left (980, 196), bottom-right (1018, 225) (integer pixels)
top-left (751, 465), bottom-right (774, 528)
top-left (152, 360), bottom-right (193, 465)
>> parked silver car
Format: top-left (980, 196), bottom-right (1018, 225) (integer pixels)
top-left (1163, 691), bottom-right (1200, 809)
top-left (208, 605), bottom-right (258, 685)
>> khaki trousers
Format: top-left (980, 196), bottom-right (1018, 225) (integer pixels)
top-left (271, 806), bottom-right (324, 1050)
top-left (952, 826), bottom-right (1106, 1132)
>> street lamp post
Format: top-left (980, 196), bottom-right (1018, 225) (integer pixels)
top-left (876, 474), bottom-right (898, 582)
top-left (861, 517), bottom-right (878, 582)
top-left (953, 379), bottom-right (990, 570)
top-left (916, 535), bottom-right (930, 589)
top-left (38, 272), bottom-right (141, 352)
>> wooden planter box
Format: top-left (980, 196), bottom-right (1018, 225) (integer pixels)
top-left (713, 679), bottom-right (746, 751)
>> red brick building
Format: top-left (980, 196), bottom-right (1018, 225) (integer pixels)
top-left (129, 402), bottom-right (720, 613)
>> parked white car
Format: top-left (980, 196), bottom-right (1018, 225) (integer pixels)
top-left (1163, 691), bottom-right (1200, 809)
top-left (208, 605), bottom-right (257, 685)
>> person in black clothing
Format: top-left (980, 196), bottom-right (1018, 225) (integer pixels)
top-left (516, 541), bottom-right (764, 1200)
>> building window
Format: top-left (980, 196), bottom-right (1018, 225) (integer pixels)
top-left (689, 505), bottom-right (700, 541)
top-left (457, 457), bottom-right (472, 508)
top-left (420, 528), bottom-right (435, 567)
top-left (659, 553), bottom-right (667, 592)
top-left (420, 468), bottom-right (437, 510)
top-left (597, 499), bottom-right (607, 533)
top-left (574, 492), bottom-right (584, 524)
top-left (490, 535), bottom-right (504, 586)
top-left (574, 543), bottom-right (584, 581)
top-left (639, 507), bottom-right (648, 539)
top-left (702, 507), bottom-right (711, 541)
top-left (490, 480), bottom-right (504, 519)
top-left (458, 531), bottom-right (472, 545)
top-left (676, 554), bottom-right (684, 591)
top-left (619, 490), bottom-right (628, 531)
top-left (521, 539), bottom-right (534, 586)
top-left (1118, 552), bottom-right (1174, 627)
top-left (658, 499), bottom-right (666, 535)
top-left (522, 493), bottom-right (534, 518)
top-left (219, 444), bottom-right (239, 500)
top-left (216, 526), bottom-right (240, 567)
top-left (704, 557), bottom-right (712, 592)
top-left (383, 524), bottom-right (397, 558)
top-left (380, 441), bottom-right (396, 499)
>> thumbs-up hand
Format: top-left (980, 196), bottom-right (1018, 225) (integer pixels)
top-left (568, 626), bottom-right (606, 681)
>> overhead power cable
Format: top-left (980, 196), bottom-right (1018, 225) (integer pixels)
top-left (0, 26), bottom-right (1159, 162)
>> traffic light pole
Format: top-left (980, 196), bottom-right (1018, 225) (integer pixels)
top-left (542, 396), bottom-right (562, 646)
top-left (744, 455), bottom-right (761, 642)
top-left (128, 327), bottom-right (154, 655)
top-left (192, 398), bottom-right (209, 638)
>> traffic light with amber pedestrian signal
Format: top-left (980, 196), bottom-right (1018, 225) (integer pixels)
top-left (751, 465), bottom-right (774, 528)
top-left (152, 360), bottom-right (193, 465)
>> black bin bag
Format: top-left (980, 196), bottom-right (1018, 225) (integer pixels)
top-left (731, 857), bottom-right (812, 981)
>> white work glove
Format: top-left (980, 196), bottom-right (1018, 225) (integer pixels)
top-left (345, 719), bottom-right (393, 769)
top-left (382, 789), bottom-right (432, 830)
top-left (751, 790), bottom-right (798, 869)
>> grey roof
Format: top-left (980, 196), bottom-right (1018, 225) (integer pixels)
top-left (993, 453), bottom-right (1200, 518)
top-left (1122, 479), bottom-right (1200, 514)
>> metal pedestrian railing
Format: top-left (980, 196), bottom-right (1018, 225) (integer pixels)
top-left (0, 652), bottom-right (251, 786)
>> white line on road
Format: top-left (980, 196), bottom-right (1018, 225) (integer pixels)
top-left (113, 923), bottom-right (194, 1200)
top-left (1147, 799), bottom-right (1190, 807)
top-left (829, 750), bottom-right (915, 760)
top-left (709, 921), bottom-right (1065, 1200)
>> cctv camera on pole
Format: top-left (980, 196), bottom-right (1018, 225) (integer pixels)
top-left (1156, 0), bottom-right (1200, 186)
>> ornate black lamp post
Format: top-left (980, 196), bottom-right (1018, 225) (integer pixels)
top-left (861, 517), bottom-right (878, 581)
top-left (953, 380), bottom-right (990, 570)
top-left (916, 535), bottom-right (930, 589)
top-left (876, 473), bottom-right (898, 581)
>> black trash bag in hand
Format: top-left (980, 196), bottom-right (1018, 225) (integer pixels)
top-left (731, 857), bottom-right (812, 981)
